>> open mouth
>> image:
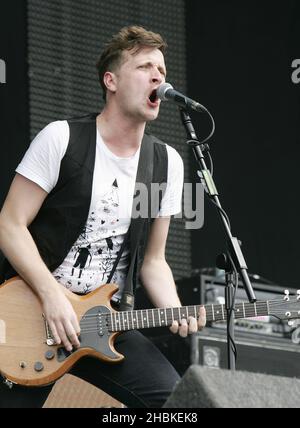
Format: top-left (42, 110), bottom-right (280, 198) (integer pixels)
top-left (149, 89), bottom-right (158, 104)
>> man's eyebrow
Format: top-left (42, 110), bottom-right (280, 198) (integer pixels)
top-left (140, 61), bottom-right (167, 75)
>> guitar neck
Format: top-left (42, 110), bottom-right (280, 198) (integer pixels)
top-left (109, 301), bottom-right (270, 332)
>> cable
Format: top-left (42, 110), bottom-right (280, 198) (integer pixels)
top-left (226, 253), bottom-right (239, 364)
top-left (207, 197), bottom-right (232, 231)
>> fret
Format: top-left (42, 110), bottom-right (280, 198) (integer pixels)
top-left (117, 312), bottom-right (121, 331)
top-left (146, 309), bottom-right (150, 328)
top-left (121, 312), bottom-right (125, 330)
top-left (114, 312), bottom-right (118, 330)
top-left (254, 303), bottom-right (257, 317)
top-left (125, 311), bottom-right (129, 330)
top-left (211, 304), bottom-right (215, 321)
top-left (140, 310), bottom-right (144, 329)
top-left (193, 306), bottom-right (197, 319)
top-left (174, 307), bottom-right (180, 323)
top-left (123, 311), bottom-right (127, 330)
top-left (180, 306), bottom-right (188, 321)
top-left (140, 310), bottom-right (144, 328)
top-left (127, 311), bottom-right (132, 330)
top-left (136, 310), bottom-right (140, 329)
top-left (116, 312), bottom-right (120, 330)
top-left (121, 312), bottom-right (126, 330)
top-left (234, 304), bottom-right (241, 319)
top-left (171, 307), bottom-right (175, 323)
top-left (166, 308), bottom-right (172, 326)
top-left (111, 312), bottom-right (115, 332)
top-left (187, 306), bottom-right (195, 319)
top-left (119, 312), bottom-right (123, 330)
top-left (133, 311), bottom-right (138, 329)
top-left (142, 310), bottom-right (147, 328)
top-left (213, 304), bottom-right (221, 321)
top-left (130, 311), bottom-right (135, 329)
top-left (185, 306), bottom-right (189, 320)
top-left (244, 303), bottom-right (254, 318)
top-left (164, 308), bottom-right (167, 326)
top-left (151, 308), bottom-right (155, 328)
top-left (242, 302), bottom-right (246, 318)
top-left (221, 304), bottom-right (225, 320)
top-left (132, 310), bottom-right (136, 329)
top-left (257, 301), bottom-right (268, 317)
top-left (124, 312), bottom-right (128, 330)
top-left (158, 308), bottom-right (161, 326)
top-left (158, 309), bottom-right (164, 326)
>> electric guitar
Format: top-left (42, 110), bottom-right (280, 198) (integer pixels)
top-left (0, 277), bottom-right (299, 387)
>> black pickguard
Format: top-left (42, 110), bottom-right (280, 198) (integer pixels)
top-left (57, 305), bottom-right (118, 362)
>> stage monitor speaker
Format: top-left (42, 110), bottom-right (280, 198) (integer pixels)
top-left (163, 365), bottom-right (300, 408)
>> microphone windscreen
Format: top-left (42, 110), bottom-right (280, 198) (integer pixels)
top-left (156, 82), bottom-right (173, 101)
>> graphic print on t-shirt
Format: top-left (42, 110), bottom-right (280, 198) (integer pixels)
top-left (53, 178), bottom-right (128, 294)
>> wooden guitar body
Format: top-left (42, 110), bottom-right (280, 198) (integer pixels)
top-left (0, 277), bottom-right (122, 386)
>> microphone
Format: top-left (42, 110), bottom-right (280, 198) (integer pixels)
top-left (156, 83), bottom-right (204, 113)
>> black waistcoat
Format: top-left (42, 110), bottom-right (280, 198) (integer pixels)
top-left (0, 113), bottom-right (168, 306)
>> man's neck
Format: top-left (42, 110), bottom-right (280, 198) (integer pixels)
top-left (97, 107), bottom-right (146, 158)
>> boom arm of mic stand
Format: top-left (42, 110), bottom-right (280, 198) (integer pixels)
top-left (180, 108), bottom-right (256, 303)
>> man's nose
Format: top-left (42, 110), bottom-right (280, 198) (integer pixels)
top-left (151, 68), bottom-right (163, 84)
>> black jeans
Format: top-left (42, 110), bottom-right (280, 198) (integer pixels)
top-left (0, 331), bottom-right (180, 408)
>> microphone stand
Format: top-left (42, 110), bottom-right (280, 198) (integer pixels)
top-left (179, 108), bottom-right (257, 370)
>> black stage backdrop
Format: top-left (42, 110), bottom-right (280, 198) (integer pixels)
top-left (186, 0), bottom-right (300, 288)
top-left (0, 0), bottom-right (29, 207)
top-left (1, 1), bottom-right (300, 289)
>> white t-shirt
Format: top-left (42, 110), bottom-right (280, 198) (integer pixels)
top-left (16, 120), bottom-right (184, 299)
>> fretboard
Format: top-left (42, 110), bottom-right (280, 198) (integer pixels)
top-left (108, 301), bottom-right (270, 332)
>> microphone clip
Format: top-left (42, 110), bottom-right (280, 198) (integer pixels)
top-left (186, 139), bottom-right (210, 153)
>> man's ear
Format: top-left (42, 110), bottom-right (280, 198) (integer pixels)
top-left (103, 71), bottom-right (117, 94)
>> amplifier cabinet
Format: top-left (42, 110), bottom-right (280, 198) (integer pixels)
top-left (191, 327), bottom-right (300, 378)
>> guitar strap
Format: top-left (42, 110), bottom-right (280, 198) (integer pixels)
top-left (106, 225), bottom-right (131, 285)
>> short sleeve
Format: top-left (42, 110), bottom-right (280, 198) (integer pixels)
top-left (158, 145), bottom-right (184, 217)
top-left (15, 121), bottom-right (69, 193)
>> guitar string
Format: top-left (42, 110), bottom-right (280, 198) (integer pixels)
top-left (76, 301), bottom-right (291, 324)
top-left (45, 297), bottom-right (299, 337)
top-left (77, 302), bottom-right (292, 327)
top-left (76, 302), bottom-right (292, 334)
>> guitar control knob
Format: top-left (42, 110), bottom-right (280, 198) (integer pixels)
top-left (34, 362), bottom-right (44, 372)
top-left (45, 351), bottom-right (55, 360)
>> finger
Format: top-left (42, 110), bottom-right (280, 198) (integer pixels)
top-left (56, 322), bottom-right (73, 352)
top-left (170, 320), bottom-right (179, 334)
top-left (48, 321), bottom-right (61, 346)
top-left (178, 318), bottom-right (188, 338)
top-left (187, 316), bottom-right (198, 334)
top-left (71, 315), bottom-right (81, 336)
top-left (198, 306), bottom-right (206, 329)
top-left (65, 320), bottom-right (80, 348)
